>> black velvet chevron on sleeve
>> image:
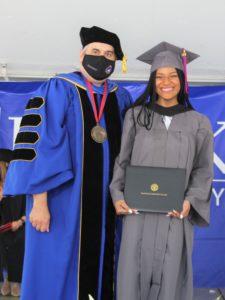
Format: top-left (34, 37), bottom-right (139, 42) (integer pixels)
top-left (15, 132), bottom-right (39, 145)
top-left (12, 149), bottom-right (36, 161)
top-left (20, 114), bottom-right (42, 127)
top-left (25, 97), bottom-right (45, 110)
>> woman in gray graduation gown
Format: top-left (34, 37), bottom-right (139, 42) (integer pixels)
top-left (110, 42), bottom-right (214, 300)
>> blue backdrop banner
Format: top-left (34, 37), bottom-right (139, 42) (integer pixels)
top-left (0, 81), bottom-right (225, 287)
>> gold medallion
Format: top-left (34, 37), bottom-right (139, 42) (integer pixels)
top-left (91, 125), bottom-right (107, 143)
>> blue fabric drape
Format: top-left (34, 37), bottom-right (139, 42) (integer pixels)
top-left (0, 81), bottom-right (225, 287)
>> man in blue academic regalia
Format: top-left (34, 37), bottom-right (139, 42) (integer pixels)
top-left (4, 26), bottom-right (132, 300)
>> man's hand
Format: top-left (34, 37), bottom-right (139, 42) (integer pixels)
top-left (29, 192), bottom-right (50, 232)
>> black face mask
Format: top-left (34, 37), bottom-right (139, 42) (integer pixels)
top-left (82, 55), bottom-right (115, 80)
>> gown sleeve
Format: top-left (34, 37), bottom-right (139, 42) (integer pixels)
top-left (4, 78), bottom-right (74, 195)
top-left (110, 108), bottom-right (136, 203)
top-left (185, 115), bottom-right (214, 227)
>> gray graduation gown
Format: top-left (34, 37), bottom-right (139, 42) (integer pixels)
top-left (110, 107), bottom-right (214, 300)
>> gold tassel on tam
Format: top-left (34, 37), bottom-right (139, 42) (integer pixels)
top-left (122, 55), bottom-right (127, 73)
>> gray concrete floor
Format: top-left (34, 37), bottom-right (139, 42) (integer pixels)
top-left (0, 289), bottom-right (224, 299)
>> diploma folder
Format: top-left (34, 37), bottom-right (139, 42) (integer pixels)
top-left (124, 166), bottom-right (186, 213)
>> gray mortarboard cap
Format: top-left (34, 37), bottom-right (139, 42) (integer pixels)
top-left (137, 41), bottom-right (199, 73)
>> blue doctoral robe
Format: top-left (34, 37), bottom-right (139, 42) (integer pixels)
top-left (4, 72), bottom-right (132, 300)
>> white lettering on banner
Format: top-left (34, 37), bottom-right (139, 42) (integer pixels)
top-left (213, 120), bottom-right (225, 178)
top-left (214, 153), bottom-right (225, 175)
top-left (212, 122), bottom-right (225, 207)
top-left (8, 117), bottom-right (22, 146)
top-left (213, 121), bottom-right (225, 138)
top-left (212, 188), bottom-right (225, 206)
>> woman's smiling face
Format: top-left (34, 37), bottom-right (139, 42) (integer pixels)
top-left (155, 67), bottom-right (181, 106)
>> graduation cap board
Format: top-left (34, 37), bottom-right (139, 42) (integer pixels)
top-left (137, 41), bottom-right (199, 72)
top-left (137, 41), bottom-right (199, 93)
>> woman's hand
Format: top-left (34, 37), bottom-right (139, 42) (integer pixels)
top-left (29, 192), bottom-right (50, 232)
top-left (167, 199), bottom-right (191, 219)
top-left (114, 200), bottom-right (138, 215)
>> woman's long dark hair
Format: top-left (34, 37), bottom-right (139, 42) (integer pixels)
top-left (129, 68), bottom-right (194, 130)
